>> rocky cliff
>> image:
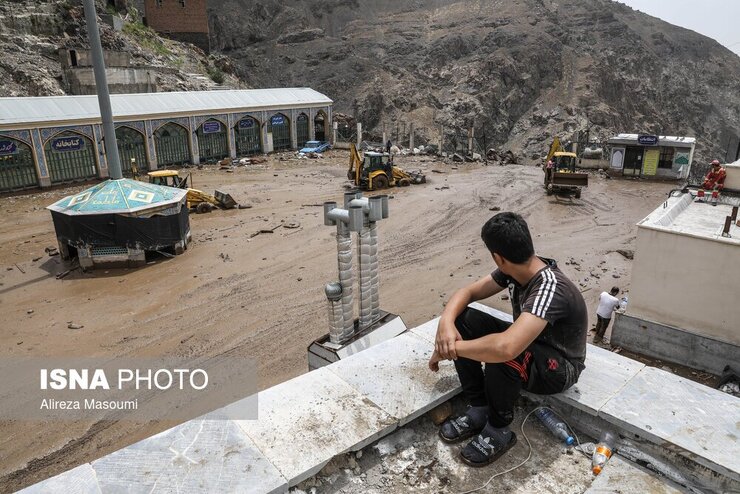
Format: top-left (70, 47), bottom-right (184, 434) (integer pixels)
top-left (208, 0), bottom-right (740, 164)
top-left (0, 0), bottom-right (245, 97)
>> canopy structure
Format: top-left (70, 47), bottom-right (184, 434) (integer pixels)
top-left (47, 178), bottom-right (187, 216)
top-left (47, 179), bottom-right (190, 268)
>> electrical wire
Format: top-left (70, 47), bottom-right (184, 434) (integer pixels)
top-left (459, 405), bottom-right (589, 494)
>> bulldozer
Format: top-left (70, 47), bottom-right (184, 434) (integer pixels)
top-left (347, 143), bottom-right (425, 191)
top-left (543, 137), bottom-right (588, 198)
top-left (146, 170), bottom-right (237, 213)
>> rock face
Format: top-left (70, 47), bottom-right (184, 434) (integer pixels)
top-left (0, 0), bottom-right (245, 97)
top-left (208, 0), bottom-right (740, 163)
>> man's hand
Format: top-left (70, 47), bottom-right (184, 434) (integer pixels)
top-left (435, 318), bottom-right (462, 360)
top-left (428, 349), bottom-right (443, 372)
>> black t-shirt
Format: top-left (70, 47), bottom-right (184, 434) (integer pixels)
top-left (492, 257), bottom-right (588, 369)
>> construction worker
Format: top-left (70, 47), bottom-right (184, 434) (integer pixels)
top-left (429, 212), bottom-right (587, 467)
top-left (699, 160), bottom-right (726, 205)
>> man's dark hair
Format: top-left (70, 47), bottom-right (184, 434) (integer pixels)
top-left (481, 212), bottom-right (535, 264)
top-left (610, 286), bottom-right (620, 295)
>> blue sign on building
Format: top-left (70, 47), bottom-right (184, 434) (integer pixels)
top-left (271, 115), bottom-right (285, 126)
top-left (238, 119), bottom-right (255, 129)
top-left (52, 136), bottom-right (85, 152)
top-left (202, 121), bottom-right (221, 134)
top-left (0, 140), bottom-right (17, 155)
top-left (638, 135), bottom-right (659, 146)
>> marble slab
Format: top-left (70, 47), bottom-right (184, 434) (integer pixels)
top-left (326, 332), bottom-right (461, 426)
top-left (557, 344), bottom-right (645, 416)
top-left (599, 365), bottom-right (740, 480)
top-left (88, 418), bottom-right (286, 494)
top-left (235, 367), bottom-right (396, 486)
top-left (19, 464), bottom-right (101, 494)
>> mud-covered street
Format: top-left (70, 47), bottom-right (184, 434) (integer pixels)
top-left (0, 151), bottom-right (674, 492)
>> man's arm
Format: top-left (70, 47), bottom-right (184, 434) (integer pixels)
top-left (454, 312), bottom-right (547, 363)
top-left (435, 275), bottom-right (505, 360)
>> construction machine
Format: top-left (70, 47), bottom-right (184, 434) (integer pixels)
top-left (146, 170), bottom-right (237, 212)
top-left (543, 138), bottom-right (588, 198)
top-left (348, 143), bottom-right (425, 191)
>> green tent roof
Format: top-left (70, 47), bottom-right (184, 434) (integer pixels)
top-left (47, 179), bottom-right (187, 216)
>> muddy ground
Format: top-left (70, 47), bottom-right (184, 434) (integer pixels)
top-left (0, 150), bottom-right (676, 492)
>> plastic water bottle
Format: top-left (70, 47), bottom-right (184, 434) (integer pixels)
top-left (534, 408), bottom-right (574, 445)
top-left (592, 430), bottom-right (617, 475)
top-left (619, 296), bottom-right (628, 311)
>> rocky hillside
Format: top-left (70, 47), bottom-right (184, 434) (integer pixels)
top-left (209, 0), bottom-right (740, 164)
top-left (0, 0), bottom-right (245, 97)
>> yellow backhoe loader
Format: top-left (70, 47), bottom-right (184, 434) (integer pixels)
top-left (348, 143), bottom-right (426, 191)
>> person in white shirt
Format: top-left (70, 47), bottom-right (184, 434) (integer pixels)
top-left (594, 287), bottom-right (620, 344)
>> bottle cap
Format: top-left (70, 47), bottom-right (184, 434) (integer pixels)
top-left (593, 465), bottom-right (602, 475)
top-left (566, 436), bottom-right (574, 446)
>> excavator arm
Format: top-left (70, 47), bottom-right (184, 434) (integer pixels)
top-left (546, 137), bottom-right (564, 163)
top-left (348, 143), bottom-right (363, 184)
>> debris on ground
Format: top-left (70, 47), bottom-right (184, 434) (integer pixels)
top-left (45, 246), bottom-right (59, 256)
top-left (67, 323), bottom-right (84, 329)
top-left (615, 249), bottom-right (635, 260)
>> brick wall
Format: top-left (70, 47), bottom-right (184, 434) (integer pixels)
top-left (144, 0), bottom-right (209, 52)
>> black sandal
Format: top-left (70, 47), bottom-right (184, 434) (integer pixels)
top-left (439, 415), bottom-right (485, 444)
top-left (460, 431), bottom-right (518, 467)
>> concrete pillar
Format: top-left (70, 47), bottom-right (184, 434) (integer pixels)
top-left (93, 124), bottom-right (109, 179)
top-left (227, 113), bottom-right (236, 159)
top-left (189, 116), bottom-right (200, 165)
top-left (333, 122), bottom-right (338, 145)
top-left (467, 127), bottom-right (474, 155)
top-left (409, 122), bottom-right (414, 151)
top-left (144, 120), bottom-right (157, 171)
top-left (31, 129), bottom-right (52, 188)
top-left (260, 111), bottom-right (268, 153)
top-left (290, 109), bottom-right (298, 150)
top-left (308, 109), bottom-right (315, 141)
top-left (356, 122), bottom-right (362, 146)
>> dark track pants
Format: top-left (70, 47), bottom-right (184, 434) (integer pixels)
top-left (453, 307), bottom-right (577, 428)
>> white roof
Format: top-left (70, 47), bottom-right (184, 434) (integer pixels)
top-left (608, 134), bottom-right (696, 146)
top-left (0, 88), bottom-right (332, 128)
top-left (639, 193), bottom-right (740, 245)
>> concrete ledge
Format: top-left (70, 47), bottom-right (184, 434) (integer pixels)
top-left (19, 304), bottom-right (740, 493)
top-left (235, 366), bottom-right (397, 486)
top-left (326, 332), bottom-right (460, 426)
top-left (612, 312), bottom-right (740, 375)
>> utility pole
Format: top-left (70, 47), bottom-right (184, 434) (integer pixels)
top-left (82, 0), bottom-right (122, 179)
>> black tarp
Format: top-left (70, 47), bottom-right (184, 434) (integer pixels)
top-left (51, 206), bottom-right (189, 251)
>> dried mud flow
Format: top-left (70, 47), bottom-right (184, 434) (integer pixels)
top-left (0, 152), bottom-right (674, 492)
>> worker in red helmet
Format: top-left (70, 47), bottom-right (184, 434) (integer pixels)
top-left (699, 160), bottom-right (726, 206)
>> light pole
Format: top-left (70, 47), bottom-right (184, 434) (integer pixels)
top-left (82, 0), bottom-right (123, 179)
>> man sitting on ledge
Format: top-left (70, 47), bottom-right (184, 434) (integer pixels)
top-left (429, 212), bottom-right (587, 467)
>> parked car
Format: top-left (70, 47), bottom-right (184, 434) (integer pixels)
top-left (299, 141), bottom-right (332, 153)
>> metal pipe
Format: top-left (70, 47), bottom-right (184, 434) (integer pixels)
top-left (336, 223), bottom-right (354, 339)
top-left (369, 220), bottom-right (380, 320)
top-left (82, 0), bottom-right (122, 180)
top-left (357, 220), bottom-right (373, 328)
top-left (325, 282), bottom-right (344, 344)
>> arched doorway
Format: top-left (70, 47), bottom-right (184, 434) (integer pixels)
top-left (154, 122), bottom-right (190, 168)
top-left (0, 136), bottom-right (38, 191)
top-left (297, 113), bottom-right (310, 148)
top-left (314, 112), bottom-right (327, 142)
top-left (196, 119), bottom-right (228, 162)
top-left (267, 113), bottom-right (291, 151)
top-left (234, 116), bottom-right (262, 155)
top-left (44, 131), bottom-right (97, 184)
top-left (115, 126), bottom-right (147, 176)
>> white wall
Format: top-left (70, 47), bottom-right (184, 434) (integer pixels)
top-left (628, 227), bottom-right (740, 345)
